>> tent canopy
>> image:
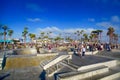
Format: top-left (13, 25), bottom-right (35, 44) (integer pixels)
top-left (0, 40), bottom-right (13, 43)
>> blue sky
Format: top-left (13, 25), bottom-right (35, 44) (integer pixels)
top-left (0, 0), bottom-right (120, 42)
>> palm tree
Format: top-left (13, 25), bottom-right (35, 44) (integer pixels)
top-left (44, 35), bottom-right (49, 39)
top-left (76, 30), bottom-right (80, 40)
top-left (2, 25), bottom-right (9, 40)
top-left (83, 33), bottom-right (88, 42)
top-left (0, 24), bottom-right (2, 31)
top-left (2, 25), bottom-right (9, 47)
top-left (0, 24), bottom-right (2, 39)
top-left (0, 32), bottom-right (3, 40)
top-left (113, 33), bottom-right (118, 44)
top-left (91, 30), bottom-right (99, 42)
top-left (80, 30), bottom-right (84, 41)
top-left (76, 30), bottom-right (84, 41)
top-left (65, 36), bottom-right (70, 42)
top-left (89, 35), bottom-right (93, 42)
top-left (40, 32), bottom-right (45, 39)
top-left (97, 30), bottom-right (103, 42)
top-left (54, 36), bottom-right (62, 42)
top-left (74, 32), bottom-right (77, 40)
top-left (8, 30), bottom-right (14, 39)
top-left (107, 27), bottom-right (114, 44)
top-left (22, 27), bottom-right (28, 45)
top-left (29, 33), bottom-right (36, 43)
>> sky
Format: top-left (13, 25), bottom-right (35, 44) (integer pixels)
top-left (0, 0), bottom-right (120, 42)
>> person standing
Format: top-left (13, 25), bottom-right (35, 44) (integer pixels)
top-left (77, 46), bottom-right (81, 57)
top-left (82, 45), bottom-right (86, 56)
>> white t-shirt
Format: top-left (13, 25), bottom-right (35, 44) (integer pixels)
top-left (82, 47), bottom-right (86, 52)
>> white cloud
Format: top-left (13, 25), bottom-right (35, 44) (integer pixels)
top-left (35, 26), bottom-right (96, 38)
top-left (96, 22), bottom-right (112, 28)
top-left (37, 26), bottom-right (61, 32)
top-left (111, 16), bottom-right (120, 23)
top-left (27, 18), bottom-right (41, 22)
top-left (88, 18), bottom-right (95, 22)
top-left (96, 16), bottom-right (120, 31)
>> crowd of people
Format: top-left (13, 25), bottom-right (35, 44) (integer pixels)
top-left (70, 42), bottom-right (119, 57)
top-left (0, 41), bottom-right (119, 55)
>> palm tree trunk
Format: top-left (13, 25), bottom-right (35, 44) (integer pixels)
top-left (24, 36), bottom-right (26, 47)
top-left (100, 33), bottom-right (101, 42)
top-left (3, 33), bottom-right (6, 50)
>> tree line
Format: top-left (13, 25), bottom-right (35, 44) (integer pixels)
top-left (0, 25), bottom-right (119, 46)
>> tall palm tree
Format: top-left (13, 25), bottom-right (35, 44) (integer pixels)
top-left (74, 32), bottom-right (77, 40)
top-left (2, 25), bottom-right (9, 40)
top-left (0, 24), bottom-right (2, 31)
top-left (76, 30), bottom-right (84, 41)
top-left (80, 30), bottom-right (84, 41)
top-left (0, 24), bottom-right (3, 39)
top-left (8, 30), bottom-right (14, 39)
top-left (2, 25), bottom-right (9, 47)
top-left (107, 27), bottom-right (114, 44)
top-left (22, 27), bottom-right (28, 45)
top-left (76, 30), bottom-right (80, 40)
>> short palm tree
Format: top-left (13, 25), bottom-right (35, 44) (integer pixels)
top-left (89, 35), bottom-right (93, 42)
top-left (0, 32), bottom-right (3, 40)
top-left (97, 30), bottom-right (103, 42)
top-left (29, 33), bottom-right (36, 43)
top-left (8, 30), bottom-right (14, 39)
top-left (91, 30), bottom-right (99, 42)
top-left (83, 33), bottom-right (88, 42)
top-left (113, 33), bottom-right (118, 44)
top-left (40, 32), bottom-right (45, 39)
top-left (107, 27), bottom-right (114, 44)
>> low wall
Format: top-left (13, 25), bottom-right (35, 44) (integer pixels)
top-left (13, 48), bottom-right (37, 55)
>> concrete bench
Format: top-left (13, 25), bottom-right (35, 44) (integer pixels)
top-left (57, 65), bottom-right (109, 80)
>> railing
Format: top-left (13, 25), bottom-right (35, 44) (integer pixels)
top-left (41, 54), bottom-right (70, 70)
